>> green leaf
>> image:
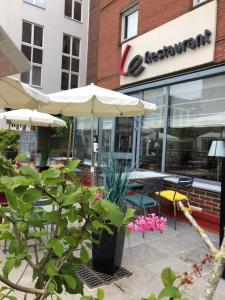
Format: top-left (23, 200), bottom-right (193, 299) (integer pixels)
top-left (48, 282), bottom-right (56, 293)
top-left (66, 160), bottom-right (80, 171)
top-left (64, 236), bottom-right (78, 247)
top-left (19, 166), bottom-right (40, 182)
top-left (8, 239), bottom-right (19, 254)
top-left (48, 239), bottom-right (64, 257)
top-left (80, 297), bottom-right (93, 300)
top-left (68, 207), bottom-right (78, 223)
top-left (8, 296), bottom-right (17, 300)
top-left (41, 168), bottom-right (61, 180)
top-left (18, 200), bottom-right (32, 215)
top-left (62, 275), bottom-right (76, 290)
top-left (97, 288), bottom-right (104, 300)
top-left (158, 287), bottom-right (181, 299)
top-left (146, 294), bottom-right (158, 300)
top-left (17, 221), bottom-right (28, 232)
top-left (96, 200), bottom-right (124, 228)
top-left (0, 232), bottom-right (14, 240)
top-left (161, 267), bottom-right (177, 287)
top-left (12, 176), bottom-right (32, 189)
top-left (28, 230), bottom-right (48, 238)
top-left (46, 260), bottom-right (58, 277)
top-left (92, 220), bottom-right (113, 234)
top-left (3, 258), bottom-right (15, 278)
top-left (5, 189), bottom-right (17, 210)
top-left (61, 192), bottom-right (81, 207)
top-left (22, 189), bottom-right (42, 203)
top-left (123, 208), bottom-right (135, 224)
top-left (0, 223), bottom-right (10, 232)
top-left (80, 246), bottom-right (89, 263)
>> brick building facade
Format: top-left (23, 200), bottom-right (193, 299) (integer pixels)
top-left (81, 0), bottom-right (225, 231)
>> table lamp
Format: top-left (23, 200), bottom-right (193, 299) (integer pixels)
top-left (208, 140), bottom-right (225, 181)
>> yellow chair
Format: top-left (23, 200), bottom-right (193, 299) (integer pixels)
top-left (156, 177), bottom-right (193, 229)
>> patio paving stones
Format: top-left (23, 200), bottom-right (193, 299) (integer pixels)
top-left (0, 218), bottom-right (224, 300)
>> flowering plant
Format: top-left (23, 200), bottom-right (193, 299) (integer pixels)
top-left (127, 213), bottom-right (167, 233)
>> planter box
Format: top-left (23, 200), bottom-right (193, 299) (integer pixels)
top-left (92, 225), bottom-right (125, 275)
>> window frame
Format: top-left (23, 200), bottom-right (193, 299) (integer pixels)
top-left (61, 33), bottom-right (80, 90)
top-left (64, 0), bottom-right (82, 23)
top-left (121, 5), bottom-right (138, 42)
top-left (21, 21), bottom-right (44, 88)
top-left (23, 0), bottom-right (46, 9)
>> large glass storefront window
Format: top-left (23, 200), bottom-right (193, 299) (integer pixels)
top-left (139, 88), bottom-right (166, 171)
top-left (166, 75), bottom-right (225, 181)
top-left (73, 117), bottom-right (97, 161)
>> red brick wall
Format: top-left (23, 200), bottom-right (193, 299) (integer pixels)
top-left (163, 182), bottom-right (220, 216)
top-left (87, 0), bottom-right (225, 88)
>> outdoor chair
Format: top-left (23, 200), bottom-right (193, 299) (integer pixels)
top-left (155, 176), bottom-right (194, 230)
top-left (125, 178), bottom-right (162, 216)
top-left (127, 182), bottom-right (144, 192)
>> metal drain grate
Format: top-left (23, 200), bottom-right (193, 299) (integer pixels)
top-left (75, 261), bottom-right (132, 289)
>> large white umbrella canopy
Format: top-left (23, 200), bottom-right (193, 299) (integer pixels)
top-left (41, 83), bottom-right (156, 185)
top-left (0, 109), bottom-right (66, 127)
top-left (41, 83), bottom-right (156, 117)
top-left (0, 77), bottom-right (49, 109)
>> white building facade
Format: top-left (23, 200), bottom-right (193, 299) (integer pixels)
top-left (0, 0), bottom-right (90, 94)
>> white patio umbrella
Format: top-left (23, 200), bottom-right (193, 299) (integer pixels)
top-left (0, 76), bottom-right (49, 109)
top-left (41, 83), bottom-right (156, 185)
top-left (0, 25), bottom-right (30, 77)
top-left (0, 109), bottom-right (66, 127)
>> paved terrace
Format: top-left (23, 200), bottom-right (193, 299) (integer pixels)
top-left (0, 218), bottom-right (224, 300)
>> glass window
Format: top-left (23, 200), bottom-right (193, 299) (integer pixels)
top-left (65, 0), bottom-right (72, 18)
top-left (21, 21), bottom-right (43, 87)
top-left (24, 0), bottom-right (45, 8)
top-left (73, 118), bottom-right (97, 160)
top-left (122, 6), bottom-right (138, 41)
top-left (22, 22), bottom-right (31, 43)
top-left (64, 0), bottom-right (82, 21)
top-left (63, 35), bottom-right (70, 54)
top-left (34, 26), bottom-right (43, 46)
top-left (140, 88), bottom-right (166, 171)
top-left (61, 34), bottom-right (80, 90)
top-left (33, 48), bottom-right (43, 64)
top-left (166, 75), bottom-right (225, 181)
top-left (74, 1), bottom-right (81, 21)
top-left (21, 45), bottom-right (31, 60)
top-left (32, 66), bottom-right (41, 86)
top-left (72, 38), bottom-right (80, 56)
top-left (114, 118), bottom-right (134, 153)
top-left (61, 72), bottom-right (69, 90)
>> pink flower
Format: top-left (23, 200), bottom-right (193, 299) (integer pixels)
top-left (96, 192), bottom-right (104, 200)
top-left (127, 214), bottom-right (167, 233)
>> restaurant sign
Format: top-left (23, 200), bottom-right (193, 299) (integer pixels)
top-left (120, 0), bottom-right (216, 85)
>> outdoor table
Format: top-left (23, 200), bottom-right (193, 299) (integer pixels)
top-left (127, 170), bottom-right (171, 180)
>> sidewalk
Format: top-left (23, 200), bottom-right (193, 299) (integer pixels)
top-left (0, 218), bottom-right (224, 300)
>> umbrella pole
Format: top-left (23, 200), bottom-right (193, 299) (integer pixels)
top-left (67, 123), bottom-right (73, 163)
top-left (91, 113), bottom-right (95, 187)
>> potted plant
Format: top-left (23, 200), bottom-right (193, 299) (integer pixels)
top-left (92, 160), bottom-right (131, 274)
top-left (0, 129), bottom-right (19, 160)
top-left (0, 157), bottom-right (133, 299)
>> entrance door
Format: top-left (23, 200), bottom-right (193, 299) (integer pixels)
top-left (112, 116), bottom-right (140, 168)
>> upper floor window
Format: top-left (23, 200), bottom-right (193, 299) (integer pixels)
top-left (64, 0), bottom-right (82, 22)
top-left (24, 0), bottom-right (46, 8)
top-left (61, 34), bottom-right (80, 90)
top-left (193, 0), bottom-right (207, 6)
top-left (21, 21), bottom-right (43, 87)
top-left (121, 6), bottom-right (138, 42)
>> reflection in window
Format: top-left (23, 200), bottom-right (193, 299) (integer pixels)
top-left (24, 0), bottom-right (45, 8)
top-left (73, 118), bottom-right (97, 161)
top-left (115, 118), bottom-right (134, 153)
top-left (166, 75), bottom-right (225, 181)
top-left (140, 88), bottom-right (165, 171)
